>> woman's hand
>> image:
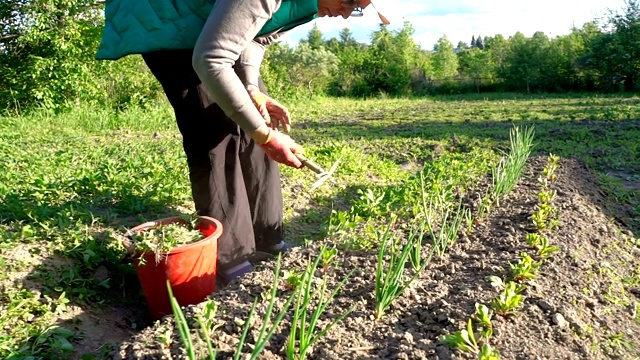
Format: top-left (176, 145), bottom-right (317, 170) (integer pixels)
top-left (247, 85), bottom-right (291, 132)
top-left (250, 125), bottom-right (303, 168)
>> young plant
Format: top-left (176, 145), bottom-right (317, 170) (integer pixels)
top-left (510, 252), bottom-right (542, 282)
top-left (479, 344), bottom-right (501, 360)
top-left (531, 203), bottom-right (556, 232)
top-left (426, 201), bottom-right (469, 257)
top-left (525, 233), bottom-right (543, 250)
top-left (490, 125), bottom-right (535, 206)
top-left (491, 281), bottom-right (525, 317)
top-left (538, 189), bottom-right (557, 205)
top-left (474, 303), bottom-right (494, 339)
top-left (286, 248), bottom-right (354, 360)
top-left (167, 281), bottom-right (199, 360)
top-left (440, 319), bottom-right (480, 353)
top-left (283, 269), bottom-right (303, 291)
top-left (537, 236), bottom-right (560, 259)
top-left (234, 254), bottom-right (295, 360)
top-left (408, 221), bottom-right (428, 271)
top-left (374, 215), bottom-right (431, 320)
top-left (194, 299), bottom-right (222, 358)
top-left (320, 246), bottom-right (338, 272)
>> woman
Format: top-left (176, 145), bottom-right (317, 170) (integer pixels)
top-left (97, 0), bottom-right (388, 283)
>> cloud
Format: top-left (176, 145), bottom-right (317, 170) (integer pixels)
top-left (281, 0), bottom-right (624, 49)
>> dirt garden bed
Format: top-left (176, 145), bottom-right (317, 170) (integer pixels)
top-left (106, 156), bottom-right (640, 360)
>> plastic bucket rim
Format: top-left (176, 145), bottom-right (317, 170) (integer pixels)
top-left (125, 216), bottom-right (222, 256)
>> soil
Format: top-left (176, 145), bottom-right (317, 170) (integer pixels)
top-left (99, 157), bottom-right (640, 360)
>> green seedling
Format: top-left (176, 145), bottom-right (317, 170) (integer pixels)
top-left (374, 215), bottom-right (432, 320)
top-left (490, 125), bottom-right (535, 206)
top-left (537, 236), bottom-right (560, 259)
top-left (156, 326), bottom-right (172, 349)
top-left (542, 167), bottom-right (557, 182)
top-left (479, 344), bottom-right (501, 360)
top-left (283, 270), bottom-right (304, 291)
top-left (525, 233), bottom-right (543, 250)
top-left (474, 303), bottom-right (494, 339)
top-left (408, 220), bottom-right (428, 271)
top-left (320, 246), bottom-right (338, 272)
top-left (531, 203), bottom-right (556, 232)
top-left (510, 252), bottom-right (542, 282)
top-left (491, 281), bottom-right (525, 317)
top-left (167, 281), bottom-right (200, 360)
top-left (194, 299), bottom-right (222, 358)
top-left (485, 275), bottom-right (505, 289)
top-left (286, 248), bottom-right (354, 360)
top-left (538, 189), bottom-right (557, 205)
top-left (426, 201), bottom-right (469, 257)
top-left (234, 254), bottom-right (295, 360)
top-left (440, 319), bottom-right (480, 353)
top-left (30, 325), bottom-right (76, 357)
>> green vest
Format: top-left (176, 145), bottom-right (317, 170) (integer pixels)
top-left (96, 0), bottom-right (318, 60)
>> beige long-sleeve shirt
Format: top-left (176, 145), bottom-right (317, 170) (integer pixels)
top-left (192, 0), bottom-right (286, 134)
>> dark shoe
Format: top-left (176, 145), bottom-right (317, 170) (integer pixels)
top-left (251, 241), bottom-right (297, 263)
top-left (219, 261), bottom-right (253, 284)
top-left (264, 241), bottom-right (296, 254)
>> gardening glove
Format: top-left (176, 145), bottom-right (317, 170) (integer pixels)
top-left (251, 126), bottom-right (304, 168)
top-left (247, 85), bottom-right (291, 132)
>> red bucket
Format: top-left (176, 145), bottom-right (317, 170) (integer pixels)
top-left (127, 216), bottom-right (222, 320)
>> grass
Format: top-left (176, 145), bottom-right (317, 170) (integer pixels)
top-left (1, 93), bottom-right (639, 358)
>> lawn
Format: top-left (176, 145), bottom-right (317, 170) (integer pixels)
top-left (0, 93), bottom-right (639, 359)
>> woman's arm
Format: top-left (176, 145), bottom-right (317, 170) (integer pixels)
top-left (192, 0), bottom-right (282, 135)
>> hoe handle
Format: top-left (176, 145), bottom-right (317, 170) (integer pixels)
top-left (295, 154), bottom-right (326, 175)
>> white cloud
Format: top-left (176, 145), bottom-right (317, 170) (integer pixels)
top-left (281, 0), bottom-right (625, 49)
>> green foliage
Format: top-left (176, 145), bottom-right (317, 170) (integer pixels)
top-left (374, 215), bottom-right (433, 320)
top-left (440, 319), bottom-right (481, 353)
top-left (458, 48), bottom-right (495, 92)
top-left (0, 0), bottom-right (162, 112)
top-left (263, 42), bottom-right (339, 98)
top-left (130, 219), bottom-right (203, 265)
top-left (235, 254), bottom-right (295, 360)
top-left (491, 282), bottom-right (526, 317)
top-left (286, 247), bottom-right (353, 360)
top-left (432, 35), bottom-right (459, 80)
top-left (510, 252), bottom-right (542, 282)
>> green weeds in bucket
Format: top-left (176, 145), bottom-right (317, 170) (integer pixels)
top-left (133, 215), bottom-right (203, 265)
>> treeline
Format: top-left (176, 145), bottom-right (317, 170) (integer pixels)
top-left (1, 0), bottom-right (639, 112)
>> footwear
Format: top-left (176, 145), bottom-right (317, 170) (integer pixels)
top-left (261, 241), bottom-right (296, 255)
top-left (251, 241), bottom-right (297, 263)
top-left (219, 261), bottom-right (253, 284)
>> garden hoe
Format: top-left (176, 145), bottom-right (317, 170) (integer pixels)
top-left (295, 153), bottom-right (342, 192)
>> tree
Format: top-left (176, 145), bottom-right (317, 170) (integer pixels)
top-left (600, 0), bottom-right (640, 90)
top-left (305, 23), bottom-right (325, 50)
top-left (475, 35), bottom-right (484, 50)
top-left (471, 35), bottom-right (476, 48)
top-left (456, 41), bottom-right (469, 51)
top-left (266, 43), bottom-right (338, 98)
top-left (458, 48), bottom-right (494, 92)
top-left (0, 0), bottom-right (161, 111)
top-left (484, 34), bottom-right (509, 81)
top-left (432, 35), bottom-right (459, 80)
top-left (502, 32), bottom-right (550, 93)
top-left (339, 28), bottom-right (358, 48)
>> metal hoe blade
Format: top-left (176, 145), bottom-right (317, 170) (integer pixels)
top-left (295, 153), bottom-right (342, 192)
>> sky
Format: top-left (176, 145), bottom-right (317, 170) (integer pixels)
top-left (281, 0), bottom-right (626, 49)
